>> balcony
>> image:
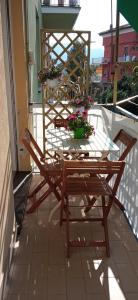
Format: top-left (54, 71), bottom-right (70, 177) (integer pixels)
top-left (92, 56), bottom-right (138, 65)
top-left (42, 0), bottom-right (80, 7)
top-left (92, 57), bottom-right (111, 65)
top-left (4, 104), bottom-right (138, 300)
top-left (118, 55), bottom-right (138, 62)
top-left (41, 0), bottom-right (81, 29)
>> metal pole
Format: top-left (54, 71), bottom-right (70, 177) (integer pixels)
top-left (110, 0), bottom-right (114, 80)
top-left (113, 6), bottom-right (120, 106)
top-left (115, 8), bottom-right (120, 62)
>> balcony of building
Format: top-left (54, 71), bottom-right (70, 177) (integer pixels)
top-left (3, 102), bottom-right (138, 300)
top-left (92, 55), bottom-right (138, 66)
top-left (1, 1), bottom-right (138, 300)
top-left (41, 0), bottom-right (81, 29)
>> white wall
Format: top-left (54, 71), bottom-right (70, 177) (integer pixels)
top-left (0, 1), bottom-right (16, 298)
top-left (102, 107), bottom-right (138, 238)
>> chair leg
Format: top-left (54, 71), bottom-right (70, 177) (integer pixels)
top-left (104, 218), bottom-right (110, 257)
top-left (27, 187), bottom-right (52, 214)
top-left (102, 196), bottom-right (110, 257)
top-left (28, 178), bottom-right (47, 198)
top-left (60, 196), bottom-right (64, 226)
top-left (66, 196), bottom-right (70, 258)
top-left (27, 177), bottom-right (62, 214)
top-left (60, 197), bottom-right (71, 227)
top-left (48, 177), bottom-right (61, 202)
top-left (85, 174), bottom-right (98, 213)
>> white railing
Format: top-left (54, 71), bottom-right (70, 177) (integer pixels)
top-left (42, 0), bottom-right (80, 7)
top-left (92, 56), bottom-right (138, 65)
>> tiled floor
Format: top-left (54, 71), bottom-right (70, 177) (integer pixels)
top-left (4, 174), bottom-right (138, 300)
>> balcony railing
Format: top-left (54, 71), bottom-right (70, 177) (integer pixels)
top-left (92, 57), bottom-right (110, 64)
top-left (42, 0), bottom-right (80, 7)
top-left (92, 56), bottom-right (138, 65)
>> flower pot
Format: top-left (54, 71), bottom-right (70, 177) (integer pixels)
top-left (46, 78), bottom-right (59, 88)
top-left (74, 127), bottom-right (85, 139)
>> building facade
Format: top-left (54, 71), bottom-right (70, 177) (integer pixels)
top-left (99, 24), bottom-right (138, 82)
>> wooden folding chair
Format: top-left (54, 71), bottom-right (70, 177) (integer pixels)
top-left (109, 129), bottom-right (137, 161)
top-left (107, 129), bottom-right (137, 208)
top-left (60, 160), bottom-right (125, 257)
top-left (85, 129), bottom-right (137, 212)
top-left (22, 129), bottom-right (62, 214)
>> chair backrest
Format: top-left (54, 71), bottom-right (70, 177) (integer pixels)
top-left (22, 129), bottom-right (45, 176)
top-left (113, 129), bottom-right (137, 161)
top-left (24, 128), bottom-right (45, 161)
top-left (54, 118), bottom-right (67, 128)
top-left (62, 160), bottom-right (125, 196)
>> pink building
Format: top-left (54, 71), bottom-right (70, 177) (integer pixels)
top-left (99, 24), bottom-right (138, 82)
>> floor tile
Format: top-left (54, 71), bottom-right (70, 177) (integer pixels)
top-left (125, 293), bottom-right (138, 300)
top-left (4, 293), bottom-right (29, 300)
top-left (3, 175), bottom-right (138, 300)
top-left (121, 230), bottom-right (138, 251)
top-left (86, 294), bottom-right (107, 300)
top-left (110, 241), bottom-right (130, 263)
top-left (104, 277), bottom-right (126, 300)
top-left (48, 295), bottom-right (66, 300)
top-left (47, 265), bottom-right (66, 295)
top-left (82, 257), bottom-right (119, 279)
top-left (27, 279), bottom-right (48, 299)
top-left (128, 251), bottom-right (138, 276)
top-left (116, 263), bottom-right (138, 292)
top-left (48, 241), bottom-right (65, 265)
top-left (67, 277), bottom-right (86, 300)
top-left (66, 260), bottom-right (83, 278)
top-left (7, 264), bottom-right (30, 293)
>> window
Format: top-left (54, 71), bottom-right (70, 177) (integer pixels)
top-left (124, 47), bottom-right (128, 55)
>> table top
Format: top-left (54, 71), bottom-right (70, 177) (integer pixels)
top-left (46, 128), bottom-right (119, 155)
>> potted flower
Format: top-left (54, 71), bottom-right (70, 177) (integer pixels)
top-left (38, 65), bottom-right (62, 88)
top-left (70, 95), bottom-right (94, 111)
top-left (67, 111), bottom-right (95, 139)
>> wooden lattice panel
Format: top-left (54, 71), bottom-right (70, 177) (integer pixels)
top-left (41, 30), bottom-right (91, 156)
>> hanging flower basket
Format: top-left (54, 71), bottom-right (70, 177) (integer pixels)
top-left (46, 78), bottom-right (60, 88)
top-left (38, 66), bottom-right (62, 85)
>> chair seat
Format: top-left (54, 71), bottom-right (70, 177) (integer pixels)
top-left (66, 176), bottom-right (112, 196)
top-left (43, 161), bottom-right (62, 175)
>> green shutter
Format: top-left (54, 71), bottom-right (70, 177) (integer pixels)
top-left (117, 0), bottom-right (138, 32)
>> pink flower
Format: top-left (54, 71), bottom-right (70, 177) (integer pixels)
top-left (76, 110), bottom-right (80, 115)
top-left (88, 96), bottom-right (94, 103)
top-left (71, 115), bottom-right (76, 120)
top-left (67, 113), bottom-right (76, 120)
top-left (83, 110), bottom-right (88, 115)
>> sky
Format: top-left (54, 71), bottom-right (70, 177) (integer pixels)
top-left (74, 0), bottom-right (127, 58)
